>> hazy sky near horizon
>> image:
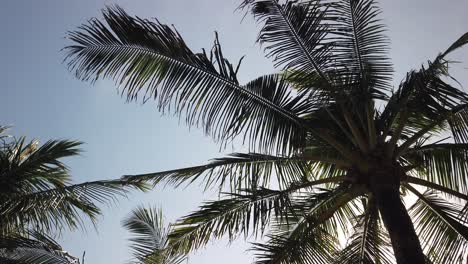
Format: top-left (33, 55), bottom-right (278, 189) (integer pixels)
top-left (1, 0), bottom-right (468, 263)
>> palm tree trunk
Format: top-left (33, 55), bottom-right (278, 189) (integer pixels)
top-left (374, 187), bottom-right (425, 264)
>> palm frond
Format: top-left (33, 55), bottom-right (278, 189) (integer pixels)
top-left (439, 32), bottom-right (468, 59)
top-left (252, 226), bottom-right (337, 264)
top-left (242, 0), bottom-right (392, 102)
top-left (0, 230), bottom-right (79, 264)
top-left (64, 6), bottom-right (310, 154)
top-left (251, 185), bottom-right (363, 264)
top-left (406, 184), bottom-right (468, 263)
top-left (0, 139), bottom-right (82, 194)
top-left (165, 178), bottom-right (345, 256)
top-left (240, 0), bottom-right (332, 84)
top-left (122, 153), bottom-right (318, 192)
top-left (403, 143), bottom-right (468, 195)
top-left (330, 0), bottom-right (392, 93)
top-left (336, 196), bottom-right (394, 264)
top-left (122, 206), bottom-right (187, 264)
top-left (0, 179), bottom-right (148, 234)
top-left (379, 32), bottom-right (468, 144)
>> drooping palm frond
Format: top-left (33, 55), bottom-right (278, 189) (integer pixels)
top-left (122, 206), bottom-right (186, 264)
top-left (406, 185), bottom-right (468, 263)
top-left (252, 226), bottom-right (337, 264)
top-left (0, 230), bottom-right (80, 264)
top-left (64, 6), bottom-right (311, 154)
top-left (336, 197), bottom-right (394, 264)
top-left (0, 135), bottom-right (148, 235)
top-left (0, 133), bottom-right (148, 240)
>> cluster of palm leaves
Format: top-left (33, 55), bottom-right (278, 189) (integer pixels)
top-left (62, 0), bottom-right (468, 263)
top-left (0, 126), bottom-right (148, 263)
top-left (122, 206), bottom-right (187, 264)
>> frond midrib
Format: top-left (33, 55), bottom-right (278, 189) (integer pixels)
top-left (269, 0), bottom-right (329, 83)
top-left (75, 44), bottom-right (305, 126)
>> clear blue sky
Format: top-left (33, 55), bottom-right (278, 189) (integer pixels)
top-left (1, 0), bottom-right (467, 263)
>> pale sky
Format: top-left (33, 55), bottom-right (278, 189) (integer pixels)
top-left (1, 0), bottom-right (468, 263)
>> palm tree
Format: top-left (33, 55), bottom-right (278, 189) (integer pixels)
top-left (0, 126), bottom-right (148, 263)
top-left (63, 1), bottom-right (468, 263)
top-left (122, 206), bottom-right (187, 264)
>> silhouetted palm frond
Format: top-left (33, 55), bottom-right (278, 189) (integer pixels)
top-left (123, 206), bottom-right (187, 264)
top-left (0, 230), bottom-right (80, 264)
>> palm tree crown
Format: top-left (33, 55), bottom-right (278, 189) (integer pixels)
top-left (64, 1), bottom-right (468, 263)
top-left (0, 126), bottom-right (148, 263)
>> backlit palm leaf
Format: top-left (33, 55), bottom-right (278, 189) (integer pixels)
top-left (122, 206), bottom-right (187, 264)
top-left (64, 7), bottom-right (308, 154)
top-left (336, 197), bottom-right (394, 264)
top-left (0, 230), bottom-right (80, 264)
top-left (407, 185), bottom-right (468, 263)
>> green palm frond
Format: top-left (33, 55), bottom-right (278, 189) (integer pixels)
top-left (241, 0), bottom-right (391, 99)
top-left (330, 0), bottom-right (392, 92)
top-left (64, 6), bottom-right (310, 154)
top-left (122, 206), bottom-right (187, 264)
top-left (406, 185), bottom-right (468, 263)
top-left (337, 197), bottom-right (394, 264)
top-left (0, 135), bottom-right (148, 236)
top-left (403, 143), bottom-right (468, 195)
top-left (165, 178), bottom-right (346, 256)
top-left (122, 152), bottom-right (327, 191)
top-left (0, 230), bottom-right (79, 264)
top-left (251, 185), bottom-right (363, 264)
top-left (240, 0), bottom-right (331, 83)
top-left (0, 139), bottom-right (82, 193)
top-left (379, 32), bottom-right (468, 147)
top-left (252, 226), bottom-right (337, 264)
top-left (0, 179), bottom-right (147, 235)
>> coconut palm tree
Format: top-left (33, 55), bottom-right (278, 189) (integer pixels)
top-left (64, 1), bottom-right (468, 263)
top-left (122, 206), bottom-right (187, 264)
top-left (0, 126), bottom-right (148, 263)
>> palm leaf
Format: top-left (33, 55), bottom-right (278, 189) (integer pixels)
top-left (0, 230), bottom-right (79, 264)
top-left (165, 177), bottom-right (345, 256)
top-left (379, 32), bottom-right (468, 145)
top-left (252, 226), bottom-right (337, 264)
top-left (64, 6), bottom-right (309, 154)
top-left (336, 196), bottom-right (394, 264)
top-left (0, 179), bottom-right (148, 234)
top-left (406, 184), bottom-right (468, 263)
top-left (0, 139), bottom-right (82, 194)
top-left (329, 0), bottom-right (392, 92)
top-left (122, 206), bottom-right (187, 264)
top-left (403, 143), bottom-right (468, 195)
top-left (251, 185), bottom-right (363, 264)
top-left (241, 0), bottom-right (332, 83)
top-left (122, 153), bottom-right (321, 192)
